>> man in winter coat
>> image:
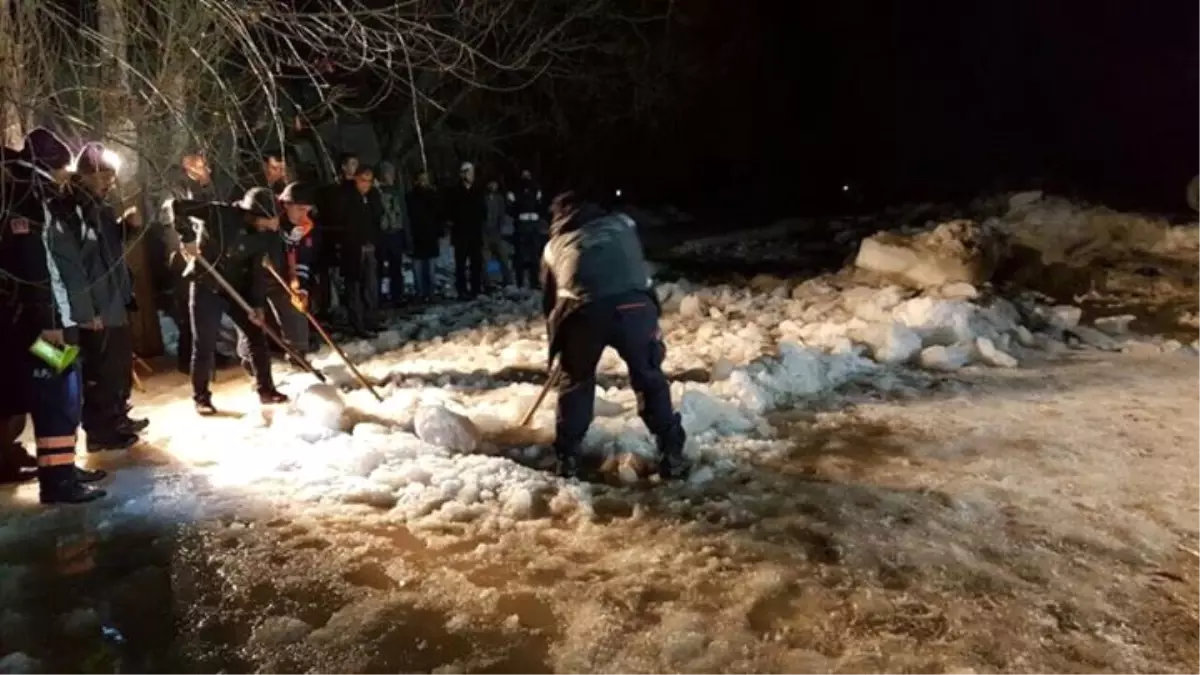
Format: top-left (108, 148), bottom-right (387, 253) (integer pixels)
top-left (539, 191), bottom-right (688, 481)
top-left (0, 128), bottom-right (107, 503)
top-left (336, 164), bottom-right (383, 336)
top-left (169, 187), bottom-right (289, 415)
top-left (483, 179), bottom-right (513, 287)
top-left (507, 168), bottom-right (545, 288)
top-left (69, 143), bottom-right (147, 452)
top-left (277, 181), bottom-right (320, 352)
top-left (164, 152), bottom-right (221, 373)
top-left (406, 170), bottom-right (442, 301)
top-left (446, 161), bottom-right (487, 299)
top-left (376, 161), bottom-right (409, 306)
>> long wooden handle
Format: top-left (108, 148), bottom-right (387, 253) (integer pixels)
top-left (517, 359), bottom-right (561, 428)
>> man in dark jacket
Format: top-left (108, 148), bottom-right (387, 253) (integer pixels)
top-left (163, 153), bottom-right (221, 373)
top-left (169, 187), bottom-right (289, 415)
top-left (507, 168), bottom-right (545, 288)
top-left (336, 164), bottom-right (383, 336)
top-left (540, 191), bottom-right (688, 481)
top-left (0, 128), bottom-right (107, 503)
top-left (446, 161), bottom-right (487, 299)
top-left (406, 170), bottom-right (442, 301)
top-left (277, 181), bottom-right (320, 352)
top-left (70, 143), bottom-right (147, 452)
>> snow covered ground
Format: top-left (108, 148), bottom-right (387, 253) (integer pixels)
top-left (0, 195), bottom-right (1196, 672)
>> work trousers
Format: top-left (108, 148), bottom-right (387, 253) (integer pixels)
top-left (553, 292), bottom-right (684, 456)
top-left (342, 247), bottom-right (380, 331)
top-left (453, 242), bottom-right (484, 298)
top-left (79, 325), bottom-right (132, 437)
top-left (29, 359), bottom-right (84, 490)
top-left (190, 282), bottom-right (274, 401)
top-left (511, 222), bottom-right (544, 289)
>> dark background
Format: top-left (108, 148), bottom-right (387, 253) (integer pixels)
top-left (572, 0), bottom-right (1199, 222)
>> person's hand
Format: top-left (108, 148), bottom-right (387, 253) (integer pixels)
top-left (39, 329), bottom-right (65, 346)
top-left (122, 206), bottom-right (143, 228)
top-left (249, 308), bottom-right (266, 326)
top-left (291, 289), bottom-right (309, 312)
top-left (182, 242), bottom-right (199, 259)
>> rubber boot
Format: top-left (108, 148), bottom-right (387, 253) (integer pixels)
top-left (656, 417), bottom-right (690, 481)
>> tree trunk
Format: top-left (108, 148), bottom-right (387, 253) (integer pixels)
top-left (0, 0), bottom-right (29, 148)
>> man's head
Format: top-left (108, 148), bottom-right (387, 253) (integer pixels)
top-left (238, 186), bottom-right (280, 231)
top-left (520, 168), bottom-right (533, 182)
top-left (339, 152), bottom-right (359, 180)
top-left (21, 127), bottom-right (73, 189)
top-left (487, 180), bottom-right (499, 193)
top-left (279, 181), bottom-right (314, 225)
top-left (460, 161), bottom-right (475, 186)
top-left (353, 165), bottom-right (374, 195)
top-left (415, 170), bottom-right (431, 188)
top-left (73, 142), bottom-right (118, 197)
top-left (378, 161), bottom-right (396, 186)
top-left (181, 153), bottom-right (211, 186)
top-left (262, 151), bottom-right (287, 187)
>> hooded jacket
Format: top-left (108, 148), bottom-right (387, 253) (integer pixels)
top-left (69, 180), bottom-right (134, 327)
top-left (539, 202), bottom-right (653, 358)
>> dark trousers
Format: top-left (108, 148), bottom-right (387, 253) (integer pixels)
top-left (29, 360), bottom-right (83, 490)
top-left (454, 242), bottom-right (484, 297)
top-left (413, 257), bottom-right (436, 298)
top-left (190, 282), bottom-right (274, 401)
top-left (554, 292), bottom-right (684, 456)
top-left (79, 325), bottom-right (132, 437)
top-left (511, 226), bottom-right (543, 289)
top-left (238, 282), bottom-right (308, 357)
top-left (379, 231), bottom-right (407, 302)
top-left (171, 282), bottom-right (192, 372)
top-left (342, 246), bottom-right (380, 331)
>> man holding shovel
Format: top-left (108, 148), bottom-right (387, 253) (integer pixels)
top-left (539, 191), bottom-right (689, 481)
top-left (168, 187), bottom-right (289, 415)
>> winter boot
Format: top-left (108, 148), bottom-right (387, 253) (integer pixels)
top-left (656, 419), bottom-right (690, 481)
top-left (554, 447), bottom-right (583, 480)
top-left (118, 416), bottom-right (149, 433)
top-left (74, 467), bottom-right (108, 483)
top-left (195, 396), bottom-right (217, 416)
top-left (258, 389), bottom-right (289, 405)
top-left (86, 431), bottom-right (139, 453)
top-left (40, 480), bottom-right (107, 505)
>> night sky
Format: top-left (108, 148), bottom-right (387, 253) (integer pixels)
top-left (603, 0), bottom-right (1199, 220)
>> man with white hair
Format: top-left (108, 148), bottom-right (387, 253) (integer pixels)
top-left (446, 161), bottom-right (487, 299)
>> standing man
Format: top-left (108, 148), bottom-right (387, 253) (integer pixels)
top-left (0, 128), bottom-right (107, 502)
top-left (446, 161), bottom-right (486, 299)
top-left (165, 153), bottom-right (220, 373)
top-left (70, 143), bottom-right (146, 451)
top-left (375, 161), bottom-right (409, 307)
top-left (406, 170), bottom-right (442, 302)
top-left (277, 181), bottom-right (320, 353)
top-left (483, 179), bottom-right (513, 288)
top-left (507, 168), bottom-right (545, 289)
top-left (539, 191), bottom-right (688, 481)
top-left (170, 187), bottom-right (289, 415)
top-left (336, 164), bottom-right (383, 337)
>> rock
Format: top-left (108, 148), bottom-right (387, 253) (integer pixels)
top-left (678, 294), bottom-right (704, 318)
top-left (0, 653), bottom-right (41, 674)
top-left (853, 219), bottom-right (1006, 289)
top-left (710, 358), bottom-right (736, 382)
top-left (413, 405), bottom-right (481, 453)
top-left (918, 344), bottom-right (972, 371)
top-left (250, 616), bottom-right (313, 647)
top-left (939, 282), bottom-right (979, 300)
top-left (853, 322), bottom-right (922, 365)
top-left (1007, 190), bottom-right (1044, 211)
top-left (1029, 304), bottom-right (1083, 331)
top-left (292, 383), bottom-right (348, 432)
top-left (1064, 325), bottom-right (1120, 351)
top-left (1013, 324), bottom-right (1037, 347)
top-left (1093, 314), bottom-right (1136, 336)
top-left (892, 297), bottom-right (978, 346)
top-left (974, 337), bottom-right (1018, 368)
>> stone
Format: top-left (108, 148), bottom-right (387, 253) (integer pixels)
top-left (413, 405), bottom-right (481, 453)
top-left (939, 282), bottom-right (979, 300)
top-left (1093, 314), bottom-right (1136, 336)
top-left (974, 337), bottom-right (1018, 368)
top-left (710, 358), bottom-right (736, 382)
top-left (853, 219), bottom-right (1006, 289)
top-left (0, 653), bottom-right (41, 674)
top-left (1033, 304), bottom-right (1082, 330)
top-left (678, 294), bottom-right (704, 318)
top-left (1007, 190), bottom-right (1044, 211)
top-left (1013, 324), bottom-right (1037, 347)
top-left (1065, 325), bottom-right (1120, 351)
top-left (892, 297), bottom-right (979, 346)
top-left (918, 344), bottom-right (972, 371)
top-left (853, 322), bottom-right (922, 365)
